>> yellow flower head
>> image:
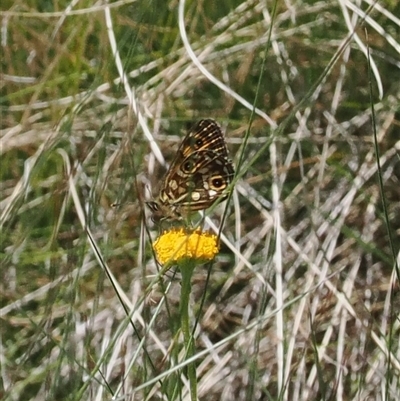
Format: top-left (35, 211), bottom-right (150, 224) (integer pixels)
top-left (153, 228), bottom-right (219, 266)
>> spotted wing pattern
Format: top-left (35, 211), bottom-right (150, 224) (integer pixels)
top-left (147, 119), bottom-right (234, 220)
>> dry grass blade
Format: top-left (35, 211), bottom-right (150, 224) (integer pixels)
top-left (1, 1), bottom-right (400, 400)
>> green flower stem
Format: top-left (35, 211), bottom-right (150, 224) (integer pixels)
top-left (179, 258), bottom-right (197, 401)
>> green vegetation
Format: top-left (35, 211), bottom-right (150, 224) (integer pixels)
top-left (1, 0), bottom-right (399, 400)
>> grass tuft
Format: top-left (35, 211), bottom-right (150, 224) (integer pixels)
top-left (1, 1), bottom-right (400, 400)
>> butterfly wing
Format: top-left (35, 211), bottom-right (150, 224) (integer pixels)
top-left (178, 119), bottom-right (231, 158)
top-left (149, 119), bottom-right (234, 219)
top-left (160, 149), bottom-right (234, 212)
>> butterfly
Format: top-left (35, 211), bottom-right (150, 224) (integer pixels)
top-left (147, 119), bottom-right (235, 221)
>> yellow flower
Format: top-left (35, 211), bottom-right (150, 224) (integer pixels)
top-left (153, 228), bottom-right (219, 265)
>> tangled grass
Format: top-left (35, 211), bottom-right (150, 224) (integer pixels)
top-left (1, 0), bottom-right (400, 400)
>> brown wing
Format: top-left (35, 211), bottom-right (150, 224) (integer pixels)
top-left (177, 119), bottom-right (230, 159)
top-left (148, 119), bottom-right (234, 220)
top-left (160, 149), bottom-right (234, 212)
top-left (163, 119), bottom-right (231, 186)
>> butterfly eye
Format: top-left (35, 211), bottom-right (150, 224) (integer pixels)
top-left (210, 176), bottom-right (226, 189)
top-left (195, 138), bottom-right (203, 147)
top-left (182, 160), bottom-right (195, 173)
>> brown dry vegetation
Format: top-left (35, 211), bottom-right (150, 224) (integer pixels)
top-left (1, 0), bottom-right (400, 400)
